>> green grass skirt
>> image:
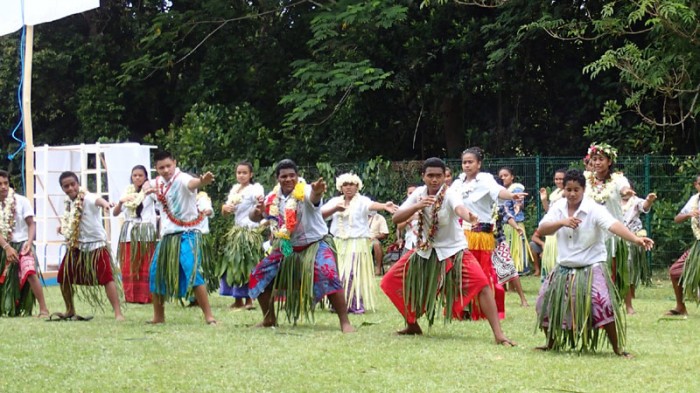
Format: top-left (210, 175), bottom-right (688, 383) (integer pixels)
top-left (607, 236), bottom-right (630, 297)
top-left (628, 242), bottom-right (651, 288)
top-left (680, 240), bottom-right (700, 303)
top-left (219, 225), bottom-right (264, 287)
top-left (0, 242), bottom-right (38, 316)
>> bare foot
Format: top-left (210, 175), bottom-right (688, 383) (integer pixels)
top-left (115, 315), bottom-right (126, 321)
top-left (254, 319), bottom-right (276, 328)
top-left (533, 270), bottom-right (541, 277)
top-left (496, 337), bottom-right (517, 347)
top-left (146, 319), bottom-right (165, 325)
top-left (396, 324), bottom-right (422, 335)
top-left (664, 308), bottom-right (687, 316)
top-left (206, 319), bottom-right (218, 325)
top-left (36, 310), bottom-right (50, 318)
top-left (520, 301), bottom-right (530, 308)
top-left (534, 345), bottom-right (551, 352)
top-left (341, 322), bottom-right (356, 333)
top-left (626, 307), bottom-right (636, 315)
top-left (615, 351), bottom-right (634, 359)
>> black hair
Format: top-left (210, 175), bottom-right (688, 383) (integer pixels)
top-left (499, 166), bottom-right (515, 177)
top-left (0, 170), bottom-right (8, 180)
top-left (461, 147), bottom-right (484, 162)
top-left (130, 165), bottom-right (149, 218)
top-left (237, 160), bottom-right (256, 184)
top-left (495, 177), bottom-right (504, 187)
top-left (59, 171), bottom-right (79, 186)
top-left (554, 167), bottom-right (567, 176)
top-left (563, 169), bottom-right (586, 188)
top-left (275, 159), bottom-right (298, 177)
top-left (407, 182), bottom-right (421, 189)
top-left (153, 150), bottom-right (174, 163)
top-left (421, 157), bottom-right (446, 174)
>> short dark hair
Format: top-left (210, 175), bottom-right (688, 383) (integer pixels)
top-left (563, 169), bottom-right (586, 188)
top-left (275, 159), bottom-right (298, 177)
top-left (462, 147), bottom-right (484, 162)
top-left (499, 166), bottom-right (514, 177)
top-left (153, 150), bottom-right (174, 163)
top-left (554, 167), bottom-right (567, 176)
top-left (0, 170), bottom-right (9, 180)
top-left (59, 171), bottom-right (79, 186)
top-left (421, 157), bottom-right (446, 174)
top-left (237, 160), bottom-right (256, 184)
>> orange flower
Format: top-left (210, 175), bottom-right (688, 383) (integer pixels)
top-left (285, 209), bottom-right (298, 233)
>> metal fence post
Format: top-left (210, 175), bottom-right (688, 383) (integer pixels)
top-left (536, 155), bottom-right (541, 222)
top-left (644, 154), bottom-right (652, 268)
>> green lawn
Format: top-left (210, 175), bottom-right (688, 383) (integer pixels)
top-left (0, 275), bottom-right (697, 392)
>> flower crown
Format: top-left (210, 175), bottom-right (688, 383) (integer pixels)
top-left (335, 173), bottom-right (363, 192)
top-left (587, 142), bottom-right (618, 162)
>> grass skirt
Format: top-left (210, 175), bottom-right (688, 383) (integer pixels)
top-left (117, 222), bottom-right (157, 274)
top-left (219, 226), bottom-right (264, 288)
top-left (504, 223), bottom-right (530, 272)
top-left (536, 263), bottom-right (625, 352)
top-left (58, 244), bottom-right (121, 310)
top-left (606, 237), bottom-right (630, 297)
top-left (248, 237), bottom-right (343, 324)
top-left (335, 237), bottom-right (377, 312)
top-left (680, 240), bottom-right (700, 303)
top-left (628, 241), bottom-right (651, 288)
top-left (0, 242), bottom-right (38, 316)
top-left (541, 235), bottom-right (558, 275)
top-left (200, 234), bottom-right (219, 293)
top-left (149, 231), bottom-right (206, 301)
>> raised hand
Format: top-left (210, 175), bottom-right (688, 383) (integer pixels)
top-left (200, 172), bottom-right (215, 186)
top-left (311, 177), bottom-right (327, 195)
top-left (539, 188), bottom-right (548, 201)
top-left (384, 201), bottom-right (398, 214)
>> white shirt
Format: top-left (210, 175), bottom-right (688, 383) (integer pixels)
top-left (679, 194), bottom-right (699, 216)
top-left (78, 193), bottom-right (108, 245)
top-left (403, 218), bottom-right (418, 250)
top-left (621, 196), bottom-right (649, 233)
top-left (268, 184), bottom-right (327, 247)
top-left (584, 171), bottom-right (630, 221)
top-left (197, 193), bottom-right (214, 235)
top-left (324, 195), bottom-right (373, 239)
top-left (369, 213), bottom-right (389, 239)
top-left (452, 172), bottom-right (503, 224)
top-left (119, 189), bottom-right (157, 242)
top-left (402, 185), bottom-right (467, 260)
top-left (5, 194), bottom-right (33, 242)
top-left (540, 197), bottom-right (617, 268)
top-left (155, 169), bottom-right (206, 236)
top-left (232, 183), bottom-right (265, 229)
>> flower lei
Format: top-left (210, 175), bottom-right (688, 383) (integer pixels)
top-left (336, 194), bottom-right (360, 239)
top-left (416, 185), bottom-right (447, 251)
top-left (156, 174), bottom-right (205, 228)
top-left (0, 188), bottom-right (16, 241)
top-left (335, 173), bottom-right (363, 191)
top-left (691, 194), bottom-right (700, 241)
top-left (122, 184), bottom-right (146, 218)
top-left (585, 172), bottom-right (623, 205)
top-left (587, 142), bottom-right (618, 162)
top-left (225, 184), bottom-right (245, 207)
top-left (266, 180), bottom-right (306, 256)
top-left (61, 189), bottom-right (86, 248)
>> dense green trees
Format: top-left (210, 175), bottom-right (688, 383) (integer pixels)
top-left (2, 0), bottom-right (699, 169)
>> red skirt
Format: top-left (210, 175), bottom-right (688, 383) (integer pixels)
top-left (121, 242), bottom-right (153, 304)
top-left (58, 247), bottom-right (115, 286)
top-left (470, 249), bottom-right (506, 321)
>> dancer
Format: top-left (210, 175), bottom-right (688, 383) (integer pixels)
top-left (322, 173), bottom-right (396, 313)
top-left (452, 147), bottom-right (526, 320)
top-left (535, 169), bottom-right (653, 358)
top-left (248, 159), bottom-right (354, 333)
top-left (584, 143), bottom-right (635, 299)
top-left (665, 174), bottom-right (700, 316)
top-left (113, 165), bottom-right (157, 304)
top-left (148, 151), bottom-right (216, 324)
top-left (0, 170), bottom-right (49, 317)
top-left (368, 211), bottom-right (389, 276)
top-left (220, 161), bottom-right (265, 310)
top-left (621, 186), bottom-right (657, 314)
top-left (196, 191), bottom-right (218, 294)
top-left (396, 184), bottom-right (419, 255)
top-left (493, 203), bottom-right (529, 307)
top-left (55, 171), bottom-right (124, 321)
top-left (538, 168), bottom-right (566, 276)
top-left (498, 167), bottom-right (535, 275)
top-left (380, 158), bottom-right (514, 345)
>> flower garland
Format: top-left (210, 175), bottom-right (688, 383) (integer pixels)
top-left (585, 172), bottom-right (623, 205)
top-left (266, 180), bottom-right (306, 256)
top-left (691, 194), bottom-right (700, 241)
top-left (122, 184), bottom-right (146, 218)
top-left (335, 173), bottom-right (363, 192)
top-left (335, 194), bottom-right (360, 239)
top-left (587, 142), bottom-right (618, 162)
top-left (61, 189), bottom-right (86, 248)
top-left (0, 188), bottom-right (16, 240)
top-left (225, 183), bottom-right (245, 206)
top-left (415, 185), bottom-right (447, 251)
top-left (156, 174), bottom-right (205, 228)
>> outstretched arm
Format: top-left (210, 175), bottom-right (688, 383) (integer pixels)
top-left (609, 222), bottom-right (654, 250)
top-left (188, 172), bottom-right (215, 192)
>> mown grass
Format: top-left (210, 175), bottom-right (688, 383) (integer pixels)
top-left (0, 274), bottom-right (697, 392)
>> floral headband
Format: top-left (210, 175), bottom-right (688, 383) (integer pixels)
top-left (587, 142), bottom-right (618, 162)
top-left (336, 173), bottom-right (363, 192)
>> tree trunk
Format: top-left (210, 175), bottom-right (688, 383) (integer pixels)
top-left (441, 95), bottom-right (463, 158)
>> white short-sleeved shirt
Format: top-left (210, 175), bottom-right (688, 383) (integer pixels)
top-left (197, 193), bottom-right (214, 235)
top-left (679, 194), bottom-right (699, 216)
top-left (584, 171), bottom-right (630, 221)
top-left (324, 195), bottom-right (372, 239)
top-left (403, 217), bottom-right (418, 250)
top-left (232, 183), bottom-right (265, 229)
top-left (120, 190), bottom-right (157, 242)
top-left (267, 184), bottom-right (327, 247)
top-left (77, 193), bottom-right (108, 244)
top-left (4, 194), bottom-right (34, 242)
top-left (453, 172), bottom-right (503, 224)
top-left (539, 197), bottom-right (617, 268)
top-left (155, 170), bottom-right (206, 236)
top-left (369, 213), bottom-right (389, 239)
top-left (621, 196), bottom-right (649, 233)
top-left (402, 185), bottom-right (467, 260)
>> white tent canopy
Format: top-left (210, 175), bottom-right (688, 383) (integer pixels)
top-left (34, 142), bottom-right (155, 272)
top-left (0, 0), bottom-right (99, 37)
